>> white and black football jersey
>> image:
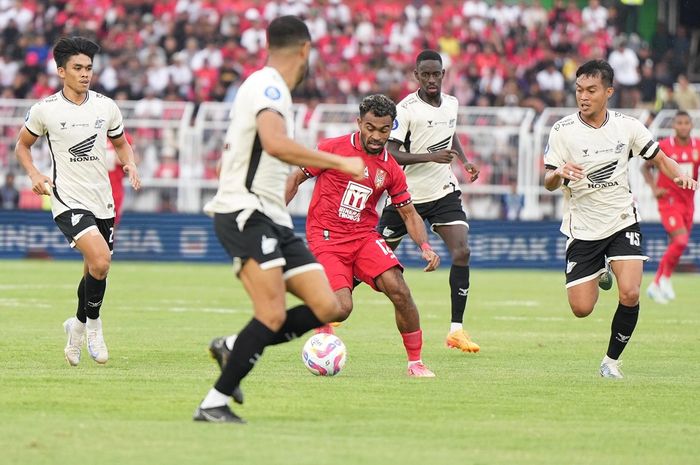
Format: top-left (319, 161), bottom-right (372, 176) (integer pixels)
top-left (544, 110), bottom-right (659, 241)
top-left (204, 66), bottom-right (295, 228)
top-left (24, 90), bottom-right (124, 219)
top-left (390, 91), bottom-right (460, 204)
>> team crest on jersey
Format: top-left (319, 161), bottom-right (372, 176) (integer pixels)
top-left (449, 118), bottom-right (456, 128)
top-left (363, 167), bottom-right (369, 178)
top-left (614, 141), bottom-right (625, 153)
top-left (692, 149), bottom-right (699, 161)
top-left (374, 168), bottom-right (386, 189)
top-left (264, 86), bottom-right (281, 100)
top-left (94, 118), bottom-right (105, 129)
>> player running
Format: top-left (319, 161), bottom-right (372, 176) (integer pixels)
top-left (378, 50), bottom-right (481, 353)
top-left (641, 111), bottom-right (699, 303)
top-left (544, 60), bottom-right (697, 379)
top-left (15, 36), bottom-right (141, 366)
top-left (286, 94), bottom-right (440, 377)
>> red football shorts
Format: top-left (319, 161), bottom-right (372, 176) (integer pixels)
top-left (658, 199), bottom-right (694, 235)
top-left (310, 232), bottom-right (403, 291)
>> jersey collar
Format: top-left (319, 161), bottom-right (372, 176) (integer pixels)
top-left (577, 110), bottom-right (609, 129)
top-left (350, 132), bottom-right (388, 161)
top-left (60, 90), bottom-right (90, 106)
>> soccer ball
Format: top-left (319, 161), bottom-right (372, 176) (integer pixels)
top-left (301, 333), bottom-right (347, 376)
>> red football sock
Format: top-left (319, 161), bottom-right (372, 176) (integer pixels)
top-left (401, 329), bottom-right (423, 362)
top-left (664, 234), bottom-right (689, 276)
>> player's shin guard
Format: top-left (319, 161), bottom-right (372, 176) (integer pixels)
top-left (214, 318), bottom-right (275, 396)
top-left (76, 276), bottom-right (87, 323)
top-left (401, 329), bottom-right (423, 362)
top-left (606, 302), bottom-right (639, 360)
top-left (268, 305), bottom-right (323, 345)
top-left (449, 265), bottom-right (470, 323)
top-left (664, 234), bottom-right (689, 276)
top-left (84, 273), bottom-right (106, 320)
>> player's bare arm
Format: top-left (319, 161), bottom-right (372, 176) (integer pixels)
top-left (640, 160), bottom-right (667, 198)
top-left (257, 110), bottom-right (365, 180)
top-left (15, 126), bottom-right (52, 195)
top-left (285, 168), bottom-right (308, 205)
top-left (396, 202), bottom-right (440, 272)
top-left (387, 139), bottom-right (456, 165)
top-left (650, 150), bottom-right (698, 190)
top-left (111, 133), bottom-right (141, 190)
top-left (543, 162), bottom-right (585, 191)
top-left (451, 135), bottom-right (479, 182)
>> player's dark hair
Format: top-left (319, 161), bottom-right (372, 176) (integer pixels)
top-left (576, 60), bottom-right (614, 88)
top-left (267, 15), bottom-right (311, 50)
top-left (53, 36), bottom-right (100, 68)
top-left (359, 94), bottom-right (397, 120)
top-left (416, 49), bottom-right (442, 67)
top-left (675, 110), bottom-right (691, 119)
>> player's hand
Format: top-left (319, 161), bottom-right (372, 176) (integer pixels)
top-left (555, 163), bottom-right (585, 182)
top-left (420, 244), bottom-right (440, 272)
top-left (342, 156), bottom-right (366, 181)
top-left (673, 174), bottom-right (698, 190)
top-left (123, 163), bottom-right (141, 190)
top-left (464, 162), bottom-right (480, 182)
top-left (430, 149), bottom-right (456, 164)
top-left (29, 173), bottom-right (52, 195)
top-left (652, 186), bottom-right (668, 198)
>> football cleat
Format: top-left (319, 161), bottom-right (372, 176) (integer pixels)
top-left (63, 317), bottom-right (85, 366)
top-left (598, 263), bottom-right (613, 291)
top-left (86, 319), bottom-right (108, 364)
top-left (646, 282), bottom-right (669, 304)
top-left (407, 362), bottom-right (436, 378)
top-left (209, 336), bottom-right (231, 370)
top-left (445, 329), bottom-right (480, 353)
top-left (600, 359), bottom-right (624, 379)
top-left (193, 404), bottom-right (245, 424)
top-left (658, 276), bottom-right (675, 300)
top-left (208, 336), bottom-right (243, 404)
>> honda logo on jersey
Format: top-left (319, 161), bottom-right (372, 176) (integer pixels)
top-left (586, 160), bottom-right (619, 188)
top-left (69, 134), bottom-right (99, 162)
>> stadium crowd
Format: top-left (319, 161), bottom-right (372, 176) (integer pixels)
top-left (0, 0), bottom-right (697, 113)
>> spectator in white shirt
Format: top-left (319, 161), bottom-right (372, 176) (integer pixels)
top-left (536, 61), bottom-right (565, 92)
top-left (581, 0), bottom-right (608, 33)
top-left (608, 39), bottom-right (641, 107)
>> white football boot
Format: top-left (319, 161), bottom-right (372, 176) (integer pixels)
top-left (86, 318), bottom-right (109, 364)
top-left (646, 282), bottom-right (669, 304)
top-left (658, 276), bottom-right (676, 301)
top-left (600, 357), bottom-right (624, 379)
top-left (63, 317), bottom-right (85, 366)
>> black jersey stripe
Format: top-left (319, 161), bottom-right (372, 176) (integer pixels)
top-left (639, 140), bottom-right (654, 157)
top-left (25, 125), bottom-right (40, 137)
top-left (45, 133), bottom-right (70, 209)
top-left (245, 133), bottom-right (263, 192)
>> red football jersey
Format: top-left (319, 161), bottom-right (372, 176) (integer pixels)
top-left (304, 132), bottom-right (411, 242)
top-left (657, 137), bottom-right (700, 205)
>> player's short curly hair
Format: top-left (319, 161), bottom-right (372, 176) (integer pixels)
top-left (359, 94), bottom-right (397, 121)
top-left (53, 36), bottom-right (100, 68)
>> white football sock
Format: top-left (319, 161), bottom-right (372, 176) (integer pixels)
top-left (86, 317), bottom-right (101, 331)
top-left (602, 355), bottom-right (617, 364)
top-left (450, 322), bottom-right (463, 333)
top-left (200, 388), bottom-right (231, 409)
top-left (225, 335), bottom-right (238, 351)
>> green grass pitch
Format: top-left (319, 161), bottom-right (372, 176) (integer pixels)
top-left (1, 260), bottom-right (698, 465)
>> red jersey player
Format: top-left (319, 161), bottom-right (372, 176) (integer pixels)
top-left (286, 94), bottom-right (441, 377)
top-left (642, 111), bottom-right (700, 303)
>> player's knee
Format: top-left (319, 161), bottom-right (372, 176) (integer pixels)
top-left (618, 288), bottom-right (640, 307)
top-left (89, 256), bottom-right (111, 279)
top-left (386, 282), bottom-right (413, 307)
top-left (336, 301), bottom-right (353, 322)
top-left (570, 303), bottom-right (594, 318)
top-left (672, 234), bottom-right (689, 250)
top-left (451, 245), bottom-right (470, 265)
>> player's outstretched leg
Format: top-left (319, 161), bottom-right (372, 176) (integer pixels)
top-left (63, 317), bottom-right (85, 366)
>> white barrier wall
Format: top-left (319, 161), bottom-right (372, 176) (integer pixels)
top-left (1, 99), bottom-right (698, 220)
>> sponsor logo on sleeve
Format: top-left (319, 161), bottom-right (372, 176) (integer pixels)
top-left (264, 86), bottom-right (281, 100)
